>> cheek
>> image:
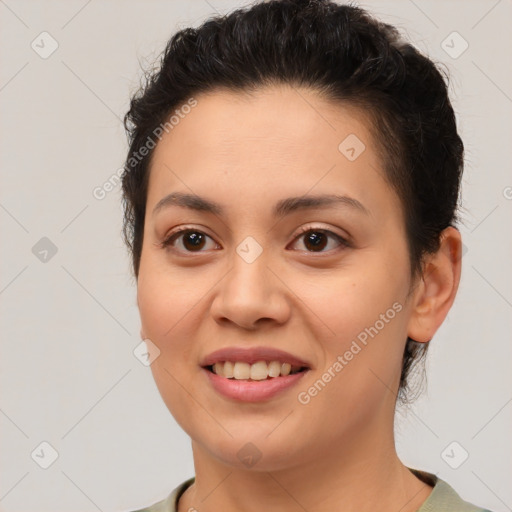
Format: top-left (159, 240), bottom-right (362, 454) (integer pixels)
top-left (294, 262), bottom-right (410, 406)
top-left (136, 264), bottom-right (200, 404)
top-left (137, 256), bottom-right (207, 340)
top-left (137, 266), bottom-right (205, 431)
top-left (298, 264), bottom-right (406, 343)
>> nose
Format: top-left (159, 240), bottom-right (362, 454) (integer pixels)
top-left (210, 252), bottom-right (291, 331)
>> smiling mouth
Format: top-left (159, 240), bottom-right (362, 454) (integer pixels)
top-left (205, 360), bottom-right (309, 380)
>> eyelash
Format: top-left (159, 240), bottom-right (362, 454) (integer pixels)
top-left (159, 225), bottom-right (350, 255)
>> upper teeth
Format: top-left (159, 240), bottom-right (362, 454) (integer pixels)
top-left (212, 361), bottom-right (301, 380)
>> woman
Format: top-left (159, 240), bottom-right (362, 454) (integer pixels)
top-left (121, 1), bottom-right (493, 510)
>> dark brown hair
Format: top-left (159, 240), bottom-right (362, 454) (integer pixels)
top-left (121, 0), bottom-right (464, 403)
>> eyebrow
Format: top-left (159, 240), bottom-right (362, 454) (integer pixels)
top-left (152, 191), bottom-right (370, 218)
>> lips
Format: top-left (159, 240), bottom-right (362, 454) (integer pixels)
top-left (200, 346), bottom-right (312, 401)
top-left (200, 346), bottom-right (311, 368)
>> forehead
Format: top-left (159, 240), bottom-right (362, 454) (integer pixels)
top-left (146, 85), bottom-right (397, 220)
top-left (153, 85), bottom-right (378, 160)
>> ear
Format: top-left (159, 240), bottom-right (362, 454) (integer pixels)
top-left (407, 226), bottom-right (463, 343)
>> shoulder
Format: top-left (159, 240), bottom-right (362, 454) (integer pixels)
top-left (126, 472), bottom-right (496, 512)
top-left (411, 469), bottom-right (494, 512)
top-left (126, 477), bottom-right (195, 512)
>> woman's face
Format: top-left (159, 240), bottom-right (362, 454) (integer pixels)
top-left (137, 85), bottom-right (418, 470)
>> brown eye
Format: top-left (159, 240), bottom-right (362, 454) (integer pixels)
top-left (290, 228), bottom-right (349, 253)
top-left (161, 229), bottom-right (218, 253)
top-left (302, 231), bottom-right (328, 251)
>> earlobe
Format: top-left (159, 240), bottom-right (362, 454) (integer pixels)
top-left (407, 226), bottom-right (462, 343)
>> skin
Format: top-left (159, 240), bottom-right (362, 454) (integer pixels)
top-left (136, 84), bottom-right (462, 512)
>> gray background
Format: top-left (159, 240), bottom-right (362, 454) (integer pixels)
top-left (1, 1), bottom-right (511, 511)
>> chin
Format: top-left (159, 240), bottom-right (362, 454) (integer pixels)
top-left (192, 430), bottom-right (307, 472)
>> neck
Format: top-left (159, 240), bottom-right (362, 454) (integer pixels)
top-left (178, 415), bottom-right (433, 512)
